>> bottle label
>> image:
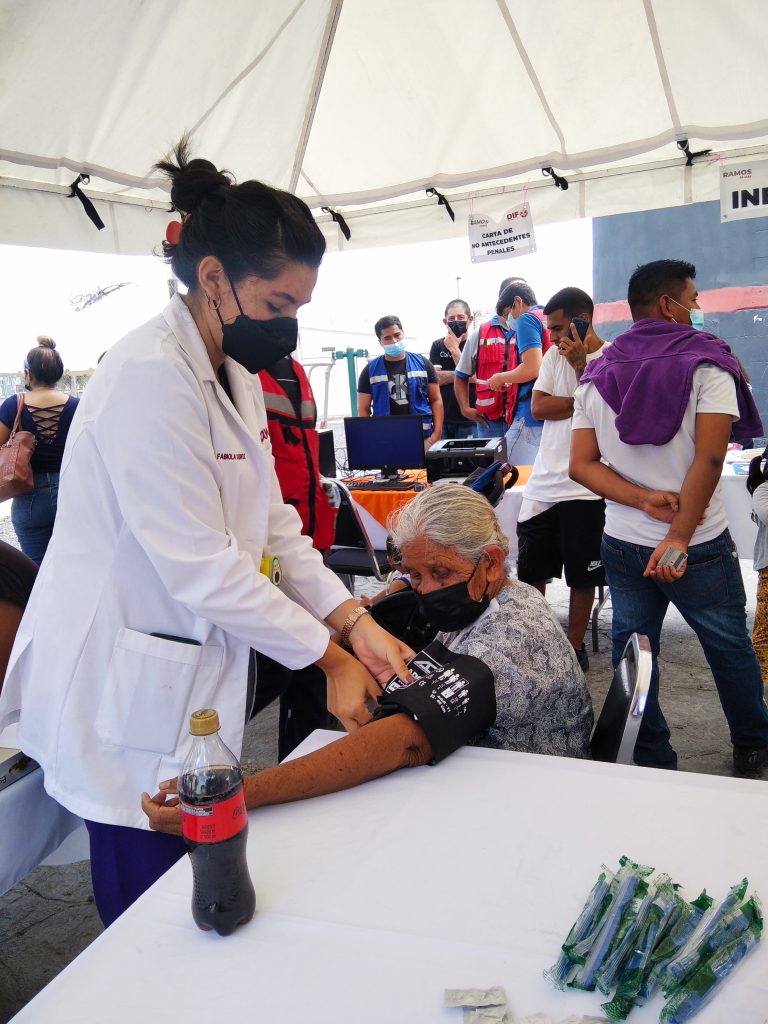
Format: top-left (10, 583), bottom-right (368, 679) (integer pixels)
top-left (180, 788), bottom-right (248, 843)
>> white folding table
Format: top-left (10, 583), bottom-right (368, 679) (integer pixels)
top-left (10, 731), bottom-right (767, 1023)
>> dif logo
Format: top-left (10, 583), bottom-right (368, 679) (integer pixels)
top-left (505, 208), bottom-right (529, 221)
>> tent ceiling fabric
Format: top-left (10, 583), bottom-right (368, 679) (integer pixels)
top-left (2, 0), bottom-right (768, 254)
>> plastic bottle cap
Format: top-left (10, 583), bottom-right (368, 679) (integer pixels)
top-left (189, 708), bottom-right (220, 735)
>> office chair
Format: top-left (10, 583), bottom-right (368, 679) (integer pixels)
top-left (590, 632), bottom-right (652, 765)
top-left (326, 479), bottom-right (390, 592)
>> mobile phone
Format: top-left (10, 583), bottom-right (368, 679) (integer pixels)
top-left (448, 321), bottom-right (466, 338)
top-left (571, 317), bottom-right (590, 342)
top-left (656, 547), bottom-right (688, 571)
top-left (150, 632), bottom-right (202, 645)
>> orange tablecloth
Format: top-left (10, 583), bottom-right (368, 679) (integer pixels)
top-left (343, 464), bottom-right (533, 537)
top-left (341, 470), bottom-right (426, 532)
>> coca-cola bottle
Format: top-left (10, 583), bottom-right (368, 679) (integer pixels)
top-left (178, 708), bottom-right (256, 936)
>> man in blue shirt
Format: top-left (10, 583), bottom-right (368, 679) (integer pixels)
top-left (455, 282), bottom-right (546, 465)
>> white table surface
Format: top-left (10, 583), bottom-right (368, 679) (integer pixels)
top-left (0, 725), bottom-right (86, 896)
top-left (11, 730), bottom-right (767, 1023)
top-left (720, 465), bottom-right (756, 559)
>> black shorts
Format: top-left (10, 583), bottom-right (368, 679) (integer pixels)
top-left (516, 499), bottom-right (606, 589)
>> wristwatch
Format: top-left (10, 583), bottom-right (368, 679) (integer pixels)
top-left (340, 605), bottom-right (369, 648)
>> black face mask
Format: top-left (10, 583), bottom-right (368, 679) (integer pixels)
top-left (414, 560), bottom-right (491, 632)
top-left (216, 283), bottom-right (298, 375)
top-left (448, 321), bottom-right (467, 338)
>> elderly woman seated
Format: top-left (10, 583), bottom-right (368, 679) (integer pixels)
top-left (143, 487), bottom-right (592, 832)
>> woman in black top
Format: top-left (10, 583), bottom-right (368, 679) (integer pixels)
top-left (0, 338), bottom-right (79, 565)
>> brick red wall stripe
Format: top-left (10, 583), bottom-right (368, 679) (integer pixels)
top-left (592, 285), bottom-right (768, 325)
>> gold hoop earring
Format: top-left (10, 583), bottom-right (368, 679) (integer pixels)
top-left (206, 294), bottom-right (221, 312)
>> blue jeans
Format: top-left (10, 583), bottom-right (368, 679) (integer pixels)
top-left (11, 470), bottom-right (59, 566)
top-left (442, 421), bottom-right (476, 440)
top-left (602, 530), bottom-right (768, 768)
top-left (504, 419), bottom-right (543, 467)
top-left (474, 418), bottom-right (506, 439)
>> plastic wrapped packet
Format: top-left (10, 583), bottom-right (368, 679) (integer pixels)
top-left (661, 894), bottom-right (760, 994)
top-left (445, 988), bottom-right (507, 1008)
top-left (595, 875), bottom-right (669, 995)
top-left (568, 859), bottom-right (652, 970)
top-left (639, 890), bottom-right (712, 1003)
top-left (544, 869), bottom-right (614, 989)
top-left (600, 879), bottom-right (677, 1021)
top-left (659, 906), bottom-right (763, 1024)
top-left (660, 878), bottom-right (748, 995)
top-left (569, 859), bottom-right (654, 991)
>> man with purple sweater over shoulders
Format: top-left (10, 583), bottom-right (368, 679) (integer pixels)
top-left (570, 259), bottom-right (768, 775)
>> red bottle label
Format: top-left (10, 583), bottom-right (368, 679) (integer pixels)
top-left (180, 788), bottom-right (248, 843)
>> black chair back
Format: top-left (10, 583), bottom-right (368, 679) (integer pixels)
top-left (369, 589), bottom-right (438, 650)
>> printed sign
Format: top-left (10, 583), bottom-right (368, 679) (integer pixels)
top-left (468, 203), bottom-right (536, 263)
top-left (720, 159), bottom-right (768, 222)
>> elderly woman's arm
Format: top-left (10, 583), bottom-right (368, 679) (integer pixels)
top-left (141, 714), bottom-right (432, 835)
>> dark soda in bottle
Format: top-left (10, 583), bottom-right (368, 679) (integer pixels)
top-left (178, 708), bottom-right (256, 936)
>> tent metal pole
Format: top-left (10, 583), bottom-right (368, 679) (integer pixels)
top-left (289, 0), bottom-right (345, 194)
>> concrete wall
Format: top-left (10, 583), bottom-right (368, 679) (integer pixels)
top-left (592, 200), bottom-right (768, 433)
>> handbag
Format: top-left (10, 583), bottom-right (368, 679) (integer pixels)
top-left (0, 394), bottom-right (36, 501)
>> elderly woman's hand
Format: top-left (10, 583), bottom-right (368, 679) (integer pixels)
top-left (141, 780), bottom-right (183, 836)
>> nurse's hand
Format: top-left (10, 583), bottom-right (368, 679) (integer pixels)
top-left (141, 783), bottom-right (183, 836)
top-left (317, 640), bottom-right (382, 731)
top-left (347, 613), bottom-right (414, 688)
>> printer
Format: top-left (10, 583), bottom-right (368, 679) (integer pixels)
top-left (426, 436), bottom-right (507, 482)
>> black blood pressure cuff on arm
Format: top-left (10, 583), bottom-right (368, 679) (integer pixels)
top-left (374, 639), bottom-right (496, 764)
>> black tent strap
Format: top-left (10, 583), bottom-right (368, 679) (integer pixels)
top-left (321, 205), bottom-right (351, 240)
top-left (67, 173), bottom-right (105, 231)
top-left (676, 139), bottom-right (712, 167)
top-left (425, 187), bottom-right (455, 221)
top-left (541, 166), bottom-right (569, 191)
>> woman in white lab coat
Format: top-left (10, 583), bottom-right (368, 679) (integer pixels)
top-left (0, 142), bottom-right (413, 926)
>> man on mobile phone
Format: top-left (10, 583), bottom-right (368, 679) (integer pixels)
top-left (516, 287), bottom-right (607, 671)
top-left (429, 299), bottom-right (476, 440)
top-left (570, 259), bottom-right (768, 775)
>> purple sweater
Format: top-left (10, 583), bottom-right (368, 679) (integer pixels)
top-left (579, 319), bottom-right (762, 445)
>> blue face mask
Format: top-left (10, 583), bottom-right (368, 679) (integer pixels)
top-left (689, 308), bottom-right (705, 331)
top-left (383, 341), bottom-right (407, 357)
top-left (669, 296), bottom-right (704, 331)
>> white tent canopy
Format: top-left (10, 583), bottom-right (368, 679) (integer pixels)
top-left (2, 0), bottom-right (768, 255)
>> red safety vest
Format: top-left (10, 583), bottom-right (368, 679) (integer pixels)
top-left (259, 360), bottom-right (336, 551)
top-left (475, 321), bottom-right (513, 423)
top-left (475, 310), bottom-right (553, 425)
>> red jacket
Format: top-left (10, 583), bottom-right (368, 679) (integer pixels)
top-left (259, 360), bottom-right (336, 551)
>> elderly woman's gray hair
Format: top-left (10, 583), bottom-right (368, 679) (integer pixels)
top-left (389, 486), bottom-right (509, 563)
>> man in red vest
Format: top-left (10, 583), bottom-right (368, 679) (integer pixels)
top-left (455, 281), bottom-right (549, 465)
top-left (251, 353), bottom-right (338, 758)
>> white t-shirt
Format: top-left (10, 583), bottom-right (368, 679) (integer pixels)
top-left (572, 364), bottom-right (738, 546)
top-left (523, 343), bottom-right (608, 506)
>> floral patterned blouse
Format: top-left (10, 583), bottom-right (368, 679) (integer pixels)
top-left (438, 580), bottom-right (593, 758)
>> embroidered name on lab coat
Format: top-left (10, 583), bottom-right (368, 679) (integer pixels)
top-left (216, 452), bottom-right (247, 460)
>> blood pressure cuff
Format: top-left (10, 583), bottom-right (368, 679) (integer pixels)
top-left (374, 639), bottom-right (496, 764)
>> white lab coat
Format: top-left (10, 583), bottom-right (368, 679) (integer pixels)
top-left (0, 295), bottom-right (351, 828)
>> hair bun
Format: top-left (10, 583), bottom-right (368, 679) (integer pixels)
top-left (155, 138), bottom-right (232, 215)
top-left (36, 335), bottom-right (56, 350)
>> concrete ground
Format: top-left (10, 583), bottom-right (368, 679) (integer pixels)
top-left (1, 530), bottom-right (766, 1021)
